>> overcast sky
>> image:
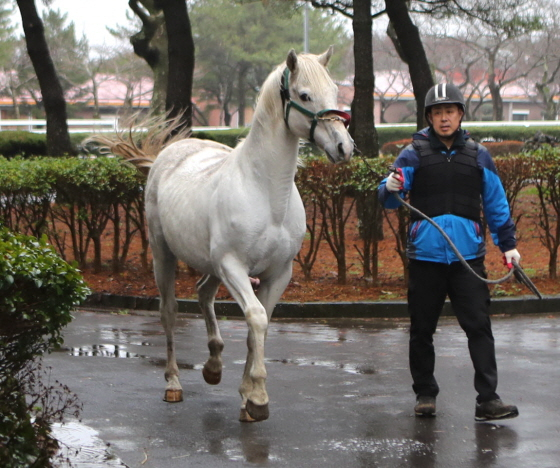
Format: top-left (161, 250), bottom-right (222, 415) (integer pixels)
top-left (32, 0), bottom-right (131, 47)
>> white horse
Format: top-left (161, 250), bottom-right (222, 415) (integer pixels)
top-left (131, 48), bottom-right (353, 422)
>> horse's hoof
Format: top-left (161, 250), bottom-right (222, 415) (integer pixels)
top-left (246, 400), bottom-right (269, 421)
top-left (239, 407), bottom-right (257, 423)
top-left (202, 366), bottom-right (222, 385)
top-left (164, 388), bottom-right (183, 403)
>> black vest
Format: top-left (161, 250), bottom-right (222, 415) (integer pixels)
top-left (409, 139), bottom-right (483, 222)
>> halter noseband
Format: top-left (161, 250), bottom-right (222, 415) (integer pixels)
top-left (280, 68), bottom-right (350, 143)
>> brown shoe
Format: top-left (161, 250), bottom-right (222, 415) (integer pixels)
top-left (475, 399), bottom-right (519, 421)
top-left (414, 396), bottom-right (436, 417)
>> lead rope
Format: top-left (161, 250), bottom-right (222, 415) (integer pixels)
top-left (358, 152), bottom-right (514, 285)
top-left (393, 192), bottom-right (514, 284)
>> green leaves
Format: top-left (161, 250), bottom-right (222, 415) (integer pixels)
top-left (0, 227), bottom-right (90, 351)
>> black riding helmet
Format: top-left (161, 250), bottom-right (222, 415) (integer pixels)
top-left (424, 83), bottom-right (465, 121)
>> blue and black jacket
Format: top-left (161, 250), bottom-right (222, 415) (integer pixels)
top-left (378, 127), bottom-right (517, 264)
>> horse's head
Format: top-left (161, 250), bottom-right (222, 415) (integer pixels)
top-left (280, 47), bottom-right (354, 164)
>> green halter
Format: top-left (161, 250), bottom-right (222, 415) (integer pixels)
top-left (280, 68), bottom-right (350, 143)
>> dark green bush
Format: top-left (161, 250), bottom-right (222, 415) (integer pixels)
top-left (376, 125), bottom-right (560, 148)
top-left (3, 125), bottom-right (557, 158)
top-left (377, 126), bottom-right (416, 146)
top-left (468, 125), bottom-right (560, 143)
top-left (0, 227), bottom-right (90, 354)
top-left (193, 127), bottom-right (249, 148)
top-left (0, 131), bottom-right (48, 159)
top-left (0, 227), bottom-right (89, 467)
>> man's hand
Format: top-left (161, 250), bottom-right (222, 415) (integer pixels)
top-left (386, 171), bottom-right (404, 193)
top-left (503, 248), bottom-right (521, 269)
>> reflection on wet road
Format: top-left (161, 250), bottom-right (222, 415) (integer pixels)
top-left (44, 310), bottom-right (560, 468)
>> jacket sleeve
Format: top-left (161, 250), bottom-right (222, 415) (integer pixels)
top-left (478, 148), bottom-right (517, 252)
top-left (378, 145), bottom-right (418, 209)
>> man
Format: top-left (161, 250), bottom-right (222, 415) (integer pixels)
top-left (378, 83), bottom-right (520, 421)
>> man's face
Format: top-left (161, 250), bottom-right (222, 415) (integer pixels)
top-left (427, 103), bottom-right (464, 141)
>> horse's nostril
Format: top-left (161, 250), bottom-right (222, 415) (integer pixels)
top-left (338, 142), bottom-right (344, 156)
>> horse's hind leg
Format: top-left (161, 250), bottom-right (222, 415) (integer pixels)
top-left (197, 274), bottom-right (224, 385)
top-left (152, 241), bottom-right (182, 402)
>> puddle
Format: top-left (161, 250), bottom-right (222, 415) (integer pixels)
top-left (66, 345), bottom-right (202, 371)
top-left (267, 358), bottom-right (377, 374)
top-left (51, 421), bottom-right (128, 467)
top-left (68, 344), bottom-right (144, 358)
top-left (147, 356), bottom-right (201, 370)
top-left (321, 437), bottom-right (432, 458)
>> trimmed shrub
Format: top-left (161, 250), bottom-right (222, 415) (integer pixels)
top-left (380, 138), bottom-right (412, 156)
top-left (481, 140), bottom-right (524, 156)
top-left (376, 126), bottom-right (416, 146)
top-left (381, 138), bottom-right (525, 157)
top-left (192, 128), bottom-right (249, 148)
top-left (0, 131), bottom-right (48, 159)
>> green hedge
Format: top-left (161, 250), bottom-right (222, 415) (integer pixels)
top-left (376, 124), bottom-right (560, 146)
top-left (192, 127), bottom-right (250, 147)
top-left (4, 124), bottom-right (560, 158)
top-left (1, 146), bottom-right (560, 283)
top-left (0, 131), bottom-right (48, 159)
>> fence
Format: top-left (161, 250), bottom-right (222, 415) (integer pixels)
top-left (0, 118), bottom-right (229, 134)
top-left (1, 118), bottom-right (559, 134)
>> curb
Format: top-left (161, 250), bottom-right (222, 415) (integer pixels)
top-left (84, 293), bottom-right (560, 319)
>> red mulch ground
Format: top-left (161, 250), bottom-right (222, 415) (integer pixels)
top-left (81, 195), bottom-right (559, 303)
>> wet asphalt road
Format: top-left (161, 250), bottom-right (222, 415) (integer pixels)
top-left (44, 309), bottom-right (560, 468)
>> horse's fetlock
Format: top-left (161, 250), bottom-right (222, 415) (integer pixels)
top-left (208, 338), bottom-right (224, 354)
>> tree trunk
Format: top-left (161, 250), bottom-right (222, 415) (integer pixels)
top-left (157, 0), bottom-right (195, 133)
top-left (129, 0), bottom-right (168, 114)
top-left (92, 79), bottom-right (100, 118)
top-left (16, 0), bottom-right (74, 156)
top-left (488, 74), bottom-right (504, 121)
top-left (350, 0), bottom-right (378, 158)
top-left (237, 62), bottom-right (250, 127)
top-left (385, 0), bottom-right (434, 129)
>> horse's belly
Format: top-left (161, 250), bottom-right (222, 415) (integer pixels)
top-left (248, 227), bottom-right (303, 275)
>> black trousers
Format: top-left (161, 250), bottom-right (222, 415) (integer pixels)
top-left (408, 257), bottom-right (499, 403)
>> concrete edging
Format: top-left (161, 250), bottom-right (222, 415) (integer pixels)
top-left (84, 293), bottom-right (560, 319)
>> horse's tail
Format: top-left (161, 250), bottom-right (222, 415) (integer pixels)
top-left (84, 112), bottom-right (192, 175)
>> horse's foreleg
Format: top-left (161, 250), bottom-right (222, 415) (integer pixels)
top-left (197, 274), bottom-right (224, 385)
top-left (153, 247), bottom-right (182, 402)
top-left (219, 256), bottom-right (270, 422)
top-left (239, 263), bottom-right (294, 421)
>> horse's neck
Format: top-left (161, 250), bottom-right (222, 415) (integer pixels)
top-left (237, 120), bottom-right (300, 223)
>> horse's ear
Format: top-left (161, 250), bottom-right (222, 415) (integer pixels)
top-left (318, 45), bottom-right (334, 67)
top-left (286, 49), bottom-right (298, 73)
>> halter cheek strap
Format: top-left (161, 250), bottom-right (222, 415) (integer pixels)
top-left (280, 68), bottom-right (350, 143)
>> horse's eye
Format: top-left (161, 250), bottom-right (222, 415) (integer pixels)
top-left (299, 93), bottom-right (311, 102)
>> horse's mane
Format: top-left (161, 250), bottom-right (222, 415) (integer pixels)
top-left (253, 53), bottom-right (333, 130)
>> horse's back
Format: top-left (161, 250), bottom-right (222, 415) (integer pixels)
top-left (150, 138), bottom-right (232, 178)
top-left (146, 138), bottom-right (233, 201)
